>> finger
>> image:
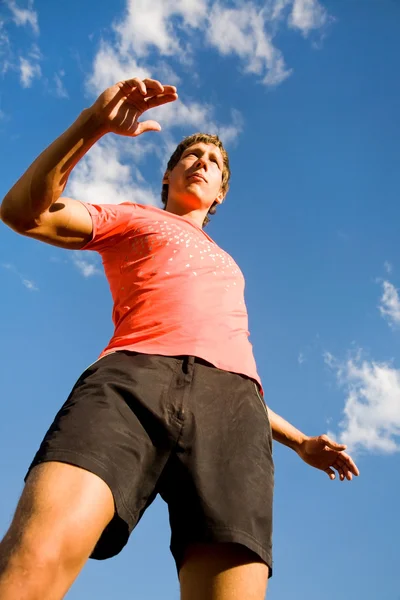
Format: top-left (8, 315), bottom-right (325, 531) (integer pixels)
top-left (122, 77), bottom-right (147, 95)
top-left (145, 92), bottom-right (178, 110)
top-left (156, 84), bottom-right (177, 95)
top-left (142, 86), bottom-right (177, 101)
top-left (336, 457), bottom-right (356, 480)
top-left (143, 81), bottom-right (177, 97)
top-left (134, 120), bottom-right (162, 135)
top-left (339, 452), bottom-right (360, 476)
top-left (320, 435), bottom-right (347, 451)
top-left (334, 463), bottom-right (345, 481)
top-left (332, 461), bottom-right (345, 481)
top-left (325, 467), bottom-right (335, 480)
top-left (142, 78), bottom-right (165, 93)
top-left (342, 465), bottom-right (353, 481)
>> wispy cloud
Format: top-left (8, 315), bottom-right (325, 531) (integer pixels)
top-left (206, 3), bottom-right (291, 86)
top-left (0, 18), bottom-right (12, 75)
top-left (379, 280), bottom-right (400, 328)
top-left (19, 53), bottom-right (41, 87)
top-left (53, 70), bottom-right (68, 98)
top-left (87, 42), bottom-right (149, 95)
top-left (384, 261), bottom-right (393, 274)
top-left (105, 0), bottom-right (329, 88)
top-left (2, 262), bottom-right (39, 291)
top-left (298, 352), bottom-right (305, 365)
top-left (113, 0), bottom-right (208, 58)
top-left (325, 351), bottom-right (400, 454)
top-left (66, 136), bottom-right (158, 207)
top-left (5, 0), bottom-right (39, 35)
top-left (22, 278), bottom-right (38, 290)
top-left (2, 1), bottom-right (41, 87)
top-left (289, 0), bottom-right (329, 35)
top-left (71, 252), bottom-right (102, 278)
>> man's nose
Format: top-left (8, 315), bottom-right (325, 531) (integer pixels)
top-left (195, 157), bottom-right (207, 170)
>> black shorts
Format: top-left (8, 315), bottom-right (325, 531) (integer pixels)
top-left (26, 351), bottom-right (274, 575)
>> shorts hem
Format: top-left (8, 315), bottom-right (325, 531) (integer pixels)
top-left (171, 527), bottom-right (273, 578)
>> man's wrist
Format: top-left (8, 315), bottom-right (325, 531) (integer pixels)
top-left (81, 106), bottom-right (110, 137)
top-left (292, 433), bottom-right (310, 453)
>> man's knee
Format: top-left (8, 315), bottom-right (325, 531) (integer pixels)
top-left (0, 529), bottom-right (65, 574)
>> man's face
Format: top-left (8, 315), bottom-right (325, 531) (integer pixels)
top-left (164, 142), bottom-right (225, 211)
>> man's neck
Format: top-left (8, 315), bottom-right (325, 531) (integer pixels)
top-left (165, 201), bottom-right (207, 229)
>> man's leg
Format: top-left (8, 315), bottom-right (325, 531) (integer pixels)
top-left (179, 543), bottom-right (269, 600)
top-left (0, 461), bottom-right (115, 600)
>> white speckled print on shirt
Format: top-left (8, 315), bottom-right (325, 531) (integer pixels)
top-left (81, 201), bottom-right (261, 386)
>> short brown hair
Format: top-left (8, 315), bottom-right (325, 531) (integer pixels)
top-left (161, 133), bottom-right (231, 226)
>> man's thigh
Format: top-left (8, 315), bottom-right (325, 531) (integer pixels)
top-left (179, 542), bottom-right (269, 600)
top-left (3, 461), bottom-right (115, 556)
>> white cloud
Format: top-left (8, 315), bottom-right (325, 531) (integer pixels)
top-left (216, 109), bottom-right (244, 146)
top-left (88, 0), bottom-right (330, 100)
top-left (153, 61), bottom-right (181, 86)
top-left (379, 280), bottom-right (400, 328)
top-left (71, 252), bottom-right (102, 278)
top-left (149, 99), bottom-right (242, 143)
top-left (0, 18), bottom-right (12, 75)
top-left (298, 352), bottom-right (305, 364)
top-left (269, 0), bottom-right (292, 21)
top-left (289, 0), bottom-right (328, 35)
top-left (66, 137), bottom-right (158, 207)
top-left (22, 278), bottom-right (38, 291)
top-left (18, 44), bottom-right (41, 87)
top-left (2, 2), bottom-right (42, 88)
top-left (384, 261), bottom-right (393, 274)
top-left (207, 3), bottom-right (292, 86)
top-left (113, 0), bottom-right (208, 58)
top-left (19, 55), bottom-right (41, 87)
top-left (2, 262), bottom-right (38, 291)
top-left (87, 42), bottom-right (150, 96)
top-left (53, 70), bottom-right (68, 98)
top-left (6, 0), bottom-right (39, 35)
top-left (325, 352), bottom-right (400, 454)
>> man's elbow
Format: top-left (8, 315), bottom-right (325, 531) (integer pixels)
top-left (0, 196), bottom-right (29, 233)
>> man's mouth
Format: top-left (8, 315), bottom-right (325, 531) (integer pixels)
top-left (188, 173), bottom-right (206, 183)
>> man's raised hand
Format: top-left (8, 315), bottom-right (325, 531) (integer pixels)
top-left (90, 77), bottom-right (178, 137)
top-left (296, 434), bottom-right (360, 481)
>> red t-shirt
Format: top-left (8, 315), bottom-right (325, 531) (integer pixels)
top-left (81, 201), bottom-right (261, 387)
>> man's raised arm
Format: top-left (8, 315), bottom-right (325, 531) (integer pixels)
top-left (0, 78), bottom-right (178, 249)
top-left (267, 407), bottom-right (359, 481)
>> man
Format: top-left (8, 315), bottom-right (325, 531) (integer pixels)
top-left (0, 77), bottom-right (359, 600)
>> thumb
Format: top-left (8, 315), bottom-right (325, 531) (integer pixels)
top-left (321, 435), bottom-right (346, 451)
top-left (134, 120), bottom-right (162, 135)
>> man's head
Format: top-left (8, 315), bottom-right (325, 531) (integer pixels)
top-left (161, 133), bottom-right (230, 226)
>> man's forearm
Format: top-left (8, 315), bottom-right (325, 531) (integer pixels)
top-left (0, 108), bottom-right (106, 228)
top-left (267, 407), bottom-right (309, 452)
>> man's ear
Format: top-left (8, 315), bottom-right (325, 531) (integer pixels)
top-left (215, 189), bottom-right (225, 205)
top-left (162, 170), bottom-right (170, 185)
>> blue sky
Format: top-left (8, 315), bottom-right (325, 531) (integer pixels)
top-left (1, 0), bottom-right (399, 598)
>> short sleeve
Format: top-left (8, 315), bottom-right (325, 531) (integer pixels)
top-left (79, 201), bottom-right (136, 252)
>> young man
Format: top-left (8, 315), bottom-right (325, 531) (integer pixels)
top-left (0, 77), bottom-right (359, 600)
